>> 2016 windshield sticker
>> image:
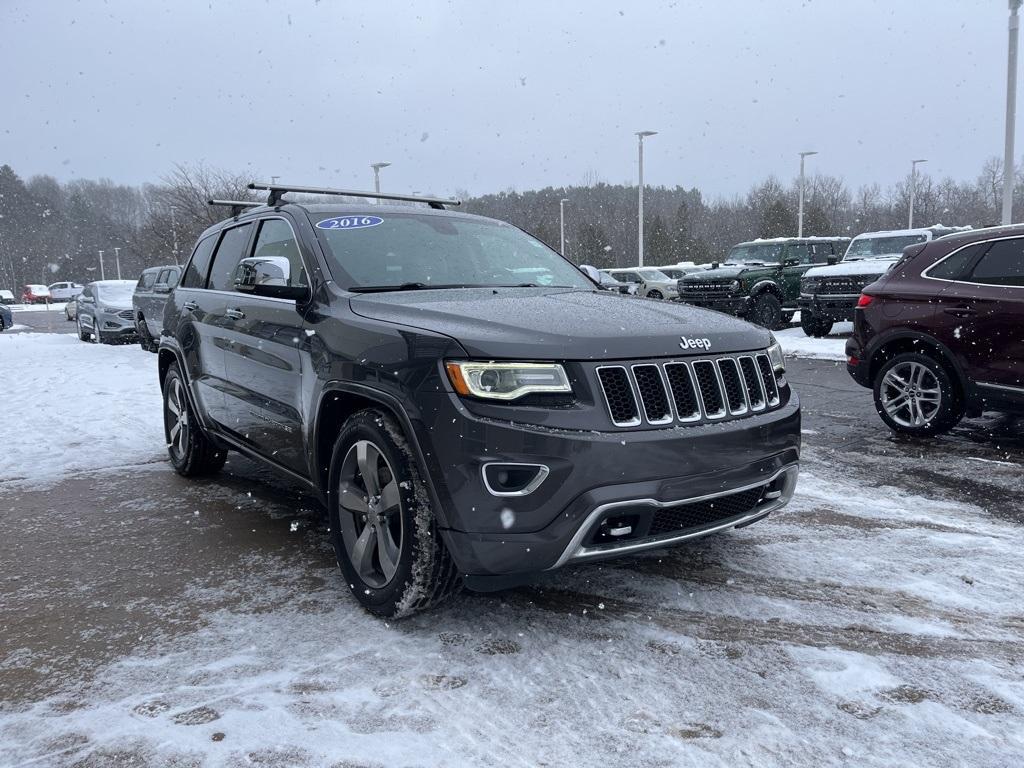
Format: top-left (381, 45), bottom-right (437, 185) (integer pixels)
top-left (316, 216), bottom-right (384, 231)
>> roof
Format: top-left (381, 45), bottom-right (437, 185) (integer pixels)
top-left (739, 236), bottom-right (850, 245)
top-left (851, 225), bottom-right (971, 240)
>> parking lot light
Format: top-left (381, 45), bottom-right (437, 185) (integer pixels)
top-left (909, 159), bottom-right (927, 228)
top-left (559, 198), bottom-right (569, 255)
top-left (636, 131), bottom-right (657, 266)
top-left (371, 162), bottom-right (391, 202)
top-left (798, 151), bottom-right (818, 238)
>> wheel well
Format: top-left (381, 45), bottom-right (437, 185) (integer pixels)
top-left (750, 282), bottom-right (783, 300)
top-left (869, 338), bottom-right (964, 400)
top-left (158, 350), bottom-right (177, 388)
top-left (314, 391), bottom-right (405, 494)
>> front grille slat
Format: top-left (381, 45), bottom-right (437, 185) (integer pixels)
top-left (632, 364), bottom-right (673, 425)
top-left (756, 354), bottom-right (780, 406)
top-left (596, 353), bottom-right (784, 429)
top-left (597, 366), bottom-right (641, 427)
top-left (664, 363), bottom-right (700, 422)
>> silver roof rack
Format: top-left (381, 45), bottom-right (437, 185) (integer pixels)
top-left (247, 182), bottom-right (461, 210)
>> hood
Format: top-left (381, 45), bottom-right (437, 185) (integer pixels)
top-left (804, 257), bottom-right (898, 279)
top-left (679, 265), bottom-right (757, 281)
top-left (349, 287), bottom-right (771, 360)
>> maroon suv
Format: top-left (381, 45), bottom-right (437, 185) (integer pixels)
top-left (846, 225), bottom-right (1024, 436)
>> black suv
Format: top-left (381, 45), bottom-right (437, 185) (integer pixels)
top-left (158, 184), bottom-right (801, 617)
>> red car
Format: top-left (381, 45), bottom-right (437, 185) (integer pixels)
top-left (846, 225), bottom-right (1024, 435)
top-left (21, 284), bottom-right (51, 304)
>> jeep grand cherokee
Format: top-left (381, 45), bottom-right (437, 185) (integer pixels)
top-left (157, 184), bottom-right (801, 618)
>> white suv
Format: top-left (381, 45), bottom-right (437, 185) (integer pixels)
top-left (603, 267), bottom-right (680, 300)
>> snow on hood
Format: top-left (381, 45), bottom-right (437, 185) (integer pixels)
top-left (679, 265), bottom-right (747, 280)
top-left (349, 287), bottom-right (771, 360)
top-left (804, 258), bottom-right (899, 279)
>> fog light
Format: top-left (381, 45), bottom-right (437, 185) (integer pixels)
top-left (481, 463), bottom-right (549, 496)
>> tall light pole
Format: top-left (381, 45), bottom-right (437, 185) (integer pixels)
top-left (1003, 0), bottom-right (1022, 225)
top-left (98, 250), bottom-right (105, 281)
top-left (559, 198), bottom-right (569, 255)
top-left (113, 246), bottom-right (122, 280)
top-left (636, 131), bottom-right (657, 266)
top-left (909, 159), bottom-right (927, 229)
top-left (797, 151), bottom-right (818, 238)
top-left (371, 162), bottom-right (391, 202)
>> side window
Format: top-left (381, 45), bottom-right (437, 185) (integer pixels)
top-left (208, 223), bottom-right (254, 291)
top-left (181, 234), bottom-right (218, 288)
top-left (620, 272), bottom-right (640, 283)
top-left (247, 219), bottom-right (308, 289)
top-left (809, 243), bottom-right (833, 264)
top-left (928, 244), bottom-right (984, 281)
top-left (787, 245), bottom-right (813, 264)
top-left (968, 239), bottom-right (1024, 287)
top-left (168, 268), bottom-right (181, 288)
top-left (140, 271), bottom-right (157, 290)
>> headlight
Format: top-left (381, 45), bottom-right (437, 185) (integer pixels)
top-left (729, 280), bottom-right (741, 293)
top-left (445, 361), bottom-right (572, 401)
top-left (766, 337), bottom-right (786, 380)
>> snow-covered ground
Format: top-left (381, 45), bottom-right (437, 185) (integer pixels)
top-left (776, 323), bottom-right (851, 362)
top-left (0, 333), bottom-right (163, 485)
top-left (1, 333), bottom-right (1022, 767)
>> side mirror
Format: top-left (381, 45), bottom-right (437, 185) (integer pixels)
top-left (826, 255), bottom-right (838, 265)
top-left (80, 295), bottom-right (94, 304)
top-left (579, 264), bottom-right (602, 283)
top-left (783, 258), bottom-right (800, 267)
top-left (234, 256), bottom-right (308, 302)
top-left (153, 283), bottom-right (171, 294)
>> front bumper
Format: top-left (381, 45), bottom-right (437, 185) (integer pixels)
top-left (798, 295), bottom-right (857, 323)
top-left (676, 295), bottom-right (751, 315)
top-left (417, 389), bottom-right (801, 579)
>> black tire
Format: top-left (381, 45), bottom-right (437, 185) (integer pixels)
top-left (647, 289), bottom-right (663, 300)
top-left (77, 316), bottom-right (90, 342)
top-left (800, 313), bottom-right (834, 338)
top-left (750, 293), bottom-right (783, 330)
top-left (65, 306), bottom-right (73, 321)
top-left (872, 352), bottom-right (963, 437)
top-left (781, 311), bottom-right (796, 325)
top-left (162, 363), bottom-right (227, 476)
top-left (328, 409), bottom-right (461, 618)
top-left (136, 314), bottom-right (158, 353)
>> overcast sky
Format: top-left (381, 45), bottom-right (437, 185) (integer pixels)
top-left (1, 0), bottom-right (1014, 200)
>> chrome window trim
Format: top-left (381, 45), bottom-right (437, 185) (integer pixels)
top-left (173, 288), bottom-right (300, 306)
top-left (922, 235), bottom-right (1024, 289)
top-left (630, 364), bottom-right (674, 425)
top-left (548, 464), bottom-right (799, 568)
top-left (595, 365), bottom-right (642, 427)
top-left (480, 462), bottom-right (550, 497)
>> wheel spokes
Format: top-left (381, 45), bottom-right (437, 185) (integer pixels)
top-left (379, 479), bottom-right (401, 513)
top-left (339, 481), bottom-right (369, 514)
top-left (356, 442), bottom-right (381, 495)
top-left (377, 523), bottom-right (400, 581)
top-left (351, 524), bottom-right (378, 577)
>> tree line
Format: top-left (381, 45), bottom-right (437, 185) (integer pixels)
top-left (1, 157), bottom-right (1022, 291)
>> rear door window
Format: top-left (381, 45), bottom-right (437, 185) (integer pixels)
top-left (928, 243), bottom-right (986, 281)
top-left (181, 234), bottom-right (218, 288)
top-left (207, 223), bottom-right (254, 291)
top-left (968, 239), bottom-right (1024, 287)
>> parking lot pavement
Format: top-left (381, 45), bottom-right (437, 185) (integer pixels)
top-left (1, 354), bottom-right (1022, 766)
top-left (5, 304), bottom-right (73, 334)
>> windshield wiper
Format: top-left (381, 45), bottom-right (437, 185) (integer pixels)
top-left (349, 282), bottom-right (475, 293)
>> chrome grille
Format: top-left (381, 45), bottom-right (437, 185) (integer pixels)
top-left (596, 353), bottom-right (782, 428)
top-left (117, 309), bottom-right (134, 321)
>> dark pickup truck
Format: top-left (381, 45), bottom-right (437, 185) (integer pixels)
top-left (157, 184), bottom-right (801, 617)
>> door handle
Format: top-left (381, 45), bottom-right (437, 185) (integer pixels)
top-left (943, 305), bottom-right (976, 317)
top-left (182, 300), bottom-right (198, 312)
top-left (226, 307), bottom-right (246, 320)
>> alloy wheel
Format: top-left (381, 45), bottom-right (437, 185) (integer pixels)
top-left (165, 377), bottom-right (190, 459)
top-left (880, 361), bottom-right (942, 428)
top-left (338, 440), bottom-right (404, 589)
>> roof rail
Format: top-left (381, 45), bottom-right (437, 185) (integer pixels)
top-left (208, 199), bottom-right (263, 217)
top-left (247, 182), bottom-right (461, 210)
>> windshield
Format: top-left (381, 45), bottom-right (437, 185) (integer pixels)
top-left (95, 283), bottom-right (135, 303)
top-left (638, 268), bottom-right (670, 281)
top-left (311, 213), bottom-right (593, 291)
top-left (726, 243), bottom-right (784, 265)
top-left (845, 234), bottom-right (927, 259)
